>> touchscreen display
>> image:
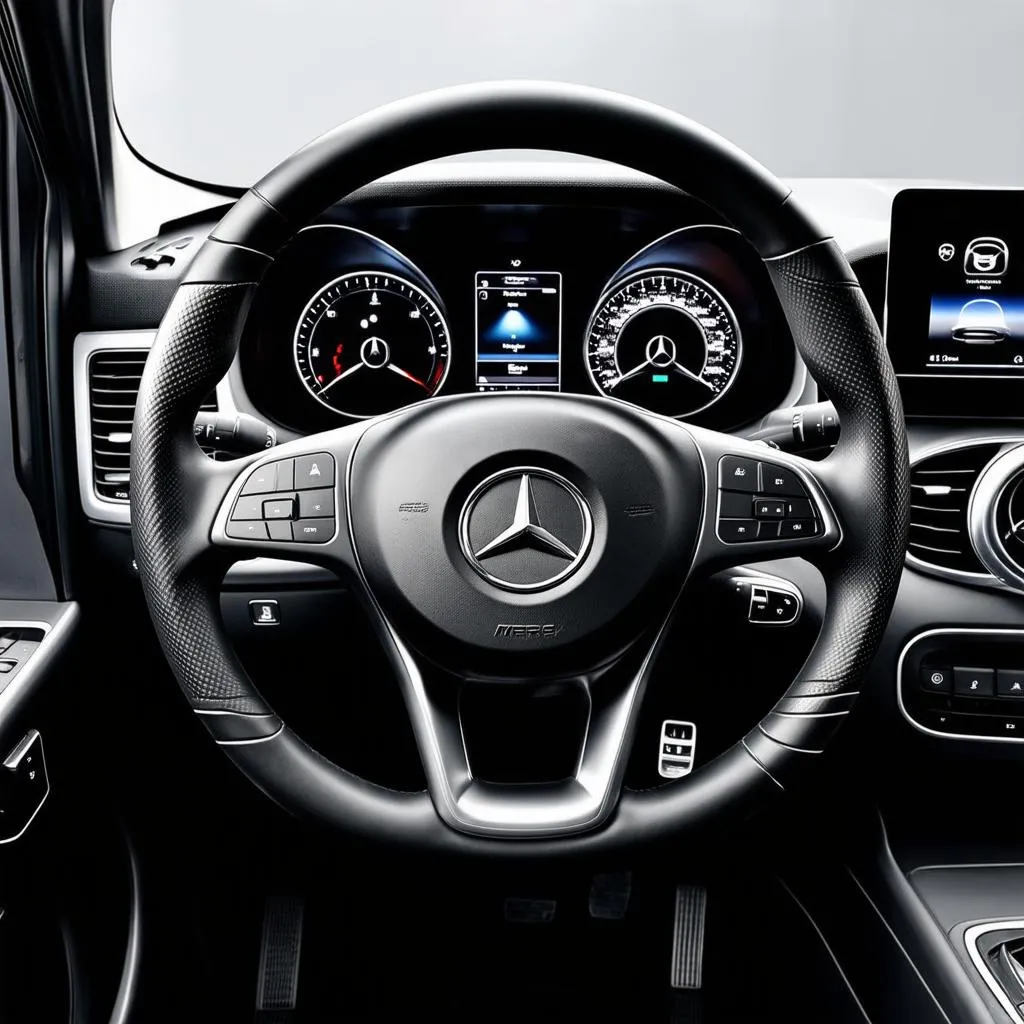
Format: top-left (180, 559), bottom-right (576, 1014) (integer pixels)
top-left (887, 189), bottom-right (1024, 379)
top-left (474, 271), bottom-right (561, 392)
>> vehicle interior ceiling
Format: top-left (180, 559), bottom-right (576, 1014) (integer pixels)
top-left (2, 1), bottom-right (1024, 1022)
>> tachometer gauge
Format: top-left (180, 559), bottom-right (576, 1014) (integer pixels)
top-left (585, 269), bottom-right (741, 417)
top-left (294, 271), bottom-right (450, 417)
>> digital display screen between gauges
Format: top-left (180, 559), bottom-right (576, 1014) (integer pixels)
top-left (475, 271), bottom-right (561, 391)
top-left (294, 271), bottom-right (450, 417)
top-left (585, 269), bottom-right (741, 417)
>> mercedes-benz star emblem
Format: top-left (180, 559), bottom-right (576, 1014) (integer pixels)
top-left (458, 468), bottom-right (593, 592)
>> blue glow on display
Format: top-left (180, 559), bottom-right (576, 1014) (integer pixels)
top-left (475, 270), bottom-right (562, 391)
top-left (485, 309), bottom-right (538, 343)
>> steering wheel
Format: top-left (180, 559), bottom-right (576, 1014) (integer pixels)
top-left (131, 82), bottom-right (908, 855)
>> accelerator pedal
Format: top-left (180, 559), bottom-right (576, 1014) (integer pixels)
top-left (255, 894), bottom-right (304, 1023)
top-left (669, 884), bottom-right (707, 1023)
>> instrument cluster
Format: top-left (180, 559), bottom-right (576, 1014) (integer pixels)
top-left (240, 202), bottom-right (797, 434)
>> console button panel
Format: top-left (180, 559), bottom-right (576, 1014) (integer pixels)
top-left (227, 454), bottom-right (337, 544)
top-left (901, 631), bottom-right (1024, 740)
top-left (717, 457), bottom-right (821, 543)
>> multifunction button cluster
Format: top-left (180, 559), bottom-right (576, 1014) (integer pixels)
top-left (226, 452), bottom-right (336, 544)
top-left (717, 456), bottom-right (821, 543)
top-left (748, 584), bottom-right (800, 625)
top-left (920, 665), bottom-right (1024, 700)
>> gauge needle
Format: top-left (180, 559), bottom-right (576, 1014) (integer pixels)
top-left (320, 362), bottom-right (362, 394)
top-left (609, 361), bottom-right (652, 388)
top-left (671, 361), bottom-right (716, 390)
top-left (388, 363), bottom-right (428, 389)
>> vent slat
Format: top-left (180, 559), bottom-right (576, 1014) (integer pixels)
top-left (912, 522), bottom-right (961, 534)
top-left (909, 540), bottom-right (964, 556)
top-left (88, 349), bottom-right (219, 503)
top-left (907, 444), bottom-right (1003, 575)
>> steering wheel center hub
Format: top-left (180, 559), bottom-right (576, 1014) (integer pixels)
top-left (458, 467), bottom-right (594, 593)
top-left (348, 392), bottom-right (703, 672)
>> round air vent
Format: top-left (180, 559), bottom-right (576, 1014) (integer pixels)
top-left (995, 473), bottom-right (1024, 572)
top-left (969, 443), bottom-right (1024, 590)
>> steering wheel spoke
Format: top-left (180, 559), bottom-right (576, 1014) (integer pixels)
top-left (364, 594), bottom-right (675, 839)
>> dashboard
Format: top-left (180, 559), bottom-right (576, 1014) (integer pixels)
top-left (70, 169), bottom-right (1024, 863)
top-left (238, 197), bottom-right (799, 434)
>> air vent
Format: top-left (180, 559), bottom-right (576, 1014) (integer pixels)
top-left (908, 444), bottom-right (1003, 574)
top-left (88, 350), bottom-right (217, 503)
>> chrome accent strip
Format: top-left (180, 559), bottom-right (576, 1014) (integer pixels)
top-left (74, 331), bottom-right (239, 526)
top-left (108, 835), bottom-right (143, 1024)
top-left (770, 710), bottom-right (847, 719)
top-left (761, 235), bottom-right (838, 262)
top-left (969, 443), bottom-right (1024, 591)
top-left (965, 920), bottom-right (1024, 1024)
top-left (739, 738), bottom-right (785, 789)
top-left (755, 727), bottom-right (823, 755)
top-left (194, 709), bottom-right (278, 719)
top-left (216, 726), bottom-right (285, 747)
top-left (897, 627), bottom-right (1024, 743)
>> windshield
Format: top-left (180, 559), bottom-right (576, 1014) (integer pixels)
top-left (112, 0), bottom-right (1024, 190)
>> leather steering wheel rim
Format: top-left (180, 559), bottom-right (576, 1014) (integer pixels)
top-left (131, 82), bottom-right (909, 856)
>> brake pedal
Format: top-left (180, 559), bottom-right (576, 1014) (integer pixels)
top-left (589, 870), bottom-right (632, 919)
top-left (255, 894), bottom-right (304, 1022)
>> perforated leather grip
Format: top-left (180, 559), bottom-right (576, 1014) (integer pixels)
top-left (766, 241), bottom-right (909, 711)
top-left (131, 283), bottom-right (271, 714)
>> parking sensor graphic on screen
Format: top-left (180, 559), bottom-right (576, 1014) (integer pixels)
top-left (951, 298), bottom-right (1010, 343)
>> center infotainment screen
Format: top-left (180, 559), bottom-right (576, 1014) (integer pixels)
top-left (887, 188), bottom-right (1024, 415)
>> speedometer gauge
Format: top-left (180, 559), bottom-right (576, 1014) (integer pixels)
top-left (294, 271), bottom-right (450, 418)
top-left (585, 269), bottom-right (741, 417)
